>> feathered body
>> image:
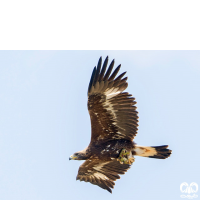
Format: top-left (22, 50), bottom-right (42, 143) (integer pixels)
top-left (83, 139), bottom-right (134, 160)
top-left (69, 56), bottom-right (172, 193)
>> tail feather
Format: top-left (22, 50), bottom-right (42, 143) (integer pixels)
top-left (133, 145), bottom-right (172, 159)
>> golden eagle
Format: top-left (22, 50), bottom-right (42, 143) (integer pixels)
top-left (69, 56), bottom-right (172, 193)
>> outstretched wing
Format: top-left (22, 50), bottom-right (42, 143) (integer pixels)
top-left (76, 158), bottom-right (131, 193)
top-left (88, 56), bottom-right (138, 144)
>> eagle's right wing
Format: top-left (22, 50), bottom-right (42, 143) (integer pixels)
top-left (76, 158), bottom-right (131, 193)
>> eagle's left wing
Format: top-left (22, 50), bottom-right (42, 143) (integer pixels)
top-left (76, 158), bottom-right (131, 193)
top-left (87, 56), bottom-right (139, 144)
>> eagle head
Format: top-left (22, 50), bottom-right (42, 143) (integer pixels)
top-left (69, 150), bottom-right (88, 160)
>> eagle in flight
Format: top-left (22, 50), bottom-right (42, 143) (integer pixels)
top-left (69, 56), bottom-right (172, 193)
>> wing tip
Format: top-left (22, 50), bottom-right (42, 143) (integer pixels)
top-left (107, 188), bottom-right (112, 193)
top-left (88, 66), bottom-right (97, 93)
top-left (88, 56), bottom-right (129, 96)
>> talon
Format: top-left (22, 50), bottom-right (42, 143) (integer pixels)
top-left (128, 157), bottom-right (135, 165)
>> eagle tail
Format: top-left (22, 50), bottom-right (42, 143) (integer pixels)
top-left (133, 145), bottom-right (172, 159)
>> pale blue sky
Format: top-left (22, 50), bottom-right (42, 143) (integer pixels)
top-left (0, 51), bottom-right (199, 200)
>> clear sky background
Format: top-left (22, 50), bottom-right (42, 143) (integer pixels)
top-left (0, 51), bottom-right (200, 200)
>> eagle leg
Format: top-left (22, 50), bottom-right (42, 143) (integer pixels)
top-left (117, 149), bottom-right (134, 165)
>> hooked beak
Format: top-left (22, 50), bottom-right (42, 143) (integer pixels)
top-left (69, 154), bottom-right (77, 160)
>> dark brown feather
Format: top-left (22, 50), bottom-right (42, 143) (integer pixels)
top-left (108, 65), bottom-right (121, 81)
top-left (99, 56), bottom-right (108, 81)
top-left (103, 59), bottom-right (115, 81)
top-left (94, 57), bottom-right (102, 84)
top-left (88, 67), bottom-right (97, 93)
top-left (114, 72), bottom-right (127, 83)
